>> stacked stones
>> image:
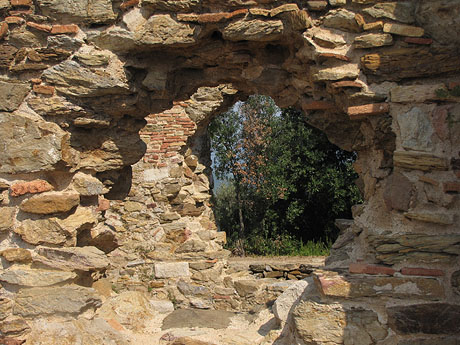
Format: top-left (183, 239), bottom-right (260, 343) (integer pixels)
top-left (0, 0), bottom-right (459, 343)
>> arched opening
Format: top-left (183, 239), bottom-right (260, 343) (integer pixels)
top-left (209, 95), bottom-right (362, 257)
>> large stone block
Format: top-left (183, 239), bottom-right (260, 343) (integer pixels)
top-left (154, 262), bottom-right (190, 278)
top-left (0, 112), bottom-right (64, 174)
top-left (383, 172), bottom-right (413, 211)
top-left (293, 300), bottom-right (388, 344)
top-left (369, 233), bottom-right (460, 265)
top-left (388, 303), bottom-right (460, 335)
top-left (314, 271), bottom-right (445, 300)
top-left (361, 47), bottom-right (460, 81)
top-left (19, 191), bottom-right (80, 214)
top-left (273, 278), bottom-right (315, 322)
top-left (33, 246), bottom-right (109, 271)
top-left (393, 151), bottom-right (448, 171)
top-left (0, 267), bottom-right (76, 287)
top-left (37, 0), bottom-right (116, 24)
top-left (363, 2), bottom-right (415, 24)
top-left (0, 207), bottom-right (15, 232)
top-left (397, 107), bottom-right (433, 152)
top-left (13, 286), bottom-right (101, 317)
top-left (0, 80), bottom-right (30, 111)
top-left (43, 61), bottom-right (130, 97)
top-left (222, 19), bottom-right (284, 41)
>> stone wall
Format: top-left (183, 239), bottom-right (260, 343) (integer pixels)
top-left (0, 0), bottom-right (459, 343)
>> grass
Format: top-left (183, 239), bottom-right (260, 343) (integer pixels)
top-left (292, 239), bottom-right (331, 256)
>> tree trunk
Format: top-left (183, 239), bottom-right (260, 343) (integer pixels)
top-left (235, 182), bottom-right (246, 256)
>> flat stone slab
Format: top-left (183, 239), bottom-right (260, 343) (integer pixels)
top-left (162, 309), bottom-right (237, 330)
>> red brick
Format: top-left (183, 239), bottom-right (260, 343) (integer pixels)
top-left (443, 182), bottom-right (460, 193)
top-left (10, 0), bottom-right (32, 5)
top-left (0, 22), bottom-right (8, 40)
top-left (331, 81), bottom-right (363, 89)
top-left (349, 263), bottom-right (396, 276)
top-left (10, 179), bottom-right (53, 197)
top-left (120, 0), bottom-right (139, 11)
top-left (30, 78), bottom-right (41, 84)
top-left (303, 100), bottom-right (335, 111)
top-left (33, 84), bottom-right (54, 95)
top-left (5, 16), bottom-right (24, 24)
top-left (51, 24), bottom-right (79, 34)
top-left (404, 37), bottom-right (433, 45)
top-left (9, 9), bottom-right (32, 15)
top-left (347, 103), bottom-right (389, 120)
top-left (26, 22), bottom-right (52, 32)
top-left (400, 267), bottom-right (444, 277)
top-left (96, 197), bottom-right (110, 212)
top-left (431, 106), bottom-right (449, 141)
top-left (318, 52), bottom-right (351, 62)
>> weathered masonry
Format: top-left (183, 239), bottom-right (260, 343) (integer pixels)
top-left (0, 0), bottom-right (459, 344)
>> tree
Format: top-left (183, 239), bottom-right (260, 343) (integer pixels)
top-left (209, 95), bottom-right (278, 254)
top-left (209, 96), bottom-right (361, 255)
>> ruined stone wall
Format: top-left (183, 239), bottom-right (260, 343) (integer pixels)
top-left (0, 0), bottom-right (459, 343)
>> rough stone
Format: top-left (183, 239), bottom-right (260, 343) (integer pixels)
top-left (0, 248), bottom-right (32, 263)
top-left (323, 9), bottom-right (361, 32)
top-left (388, 303), bottom-right (460, 335)
top-left (20, 191), bottom-right (80, 214)
top-left (162, 309), bottom-right (236, 330)
top-left (14, 218), bottom-right (75, 246)
top-left (0, 113), bottom-right (65, 174)
top-left (416, 0), bottom-right (460, 46)
top-left (311, 64), bottom-right (359, 81)
top-left (222, 19), bottom-right (284, 41)
top-left (0, 207), bottom-right (15, 232)
top-left (452, 270), bottom-right (460, 295)
top-left (13, 286), bottom-right (101, 317)
top-left (155, 262), bottom-right (190, 278)
top-left (383, 23), bottom-right (424, 37)
top-left (0, 317), bottom-right (30, 337)
top-left (0, 81), bottom-right (30, 112)
top-left (71, 172), bottom-right (107, 196)
top-left (24, 318), bottom-right (131, 344)
top-left (404, 210), bottom-right (454, 225)
top-left (398, 107), bottom-right (433, 152)
top-left (136, 15), bottom-right (199, 47)
top-left (43, 61), bottom-right (130, 97)
top-left (33, 246), bottom-right (109, 271)
top-left (37, 0), bottom-right (116, 24)
top-left (391, 84), bottom-right (445, 103)
top-left (293, 300), bottom-right (388, 344)
top-left (363, 2), bottom-right (415, 24)
top-left (383, 172), bottom-right (413, 211)
top-left (273, 278), bottom-right (315, 323)
top-left (234, 280), bottom-right (260, 297)
top-left (354, 33), bottom-right (393, 48)
top-left (293, 300), bottom-right (346, 344)
top-left (95, 291), bottom-right (155, 331)
top-left (0, 267), bottom-right (76, 287)
top-left (313, 28), bottom-right (346, 48)
top-left (393, 151), bottom-right (448, 171)
top-left (314, 271), bottom-right (445, 300)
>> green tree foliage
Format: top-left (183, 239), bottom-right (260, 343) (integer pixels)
top-left (210, 96), bottom-right (361, 256)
